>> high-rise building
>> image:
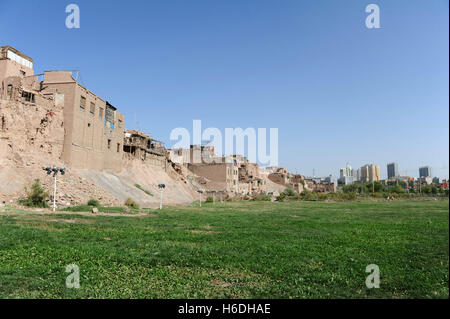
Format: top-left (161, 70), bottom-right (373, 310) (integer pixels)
top-left (352, 168), bottom-right (360, 182)
top-left (339, 163), bottom-right (352, 179)
top-left (387, 163), bottom-right (398, 179)
top-left (360, 164), bottom-right (381, 182)
top-left (419, 166), bottom-right (432, 178)
top-left (339, 163), bottom-right (355, 185)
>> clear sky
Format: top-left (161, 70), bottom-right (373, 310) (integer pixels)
top-left (1, 0), bottom-right (448, 179)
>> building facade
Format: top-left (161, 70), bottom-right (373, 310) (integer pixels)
top-left (40, 70), bottom-right (125, 171)
top-left (0, 46), bottom-right (34, 80)
top-left (360, 164), bottom-right (381, 182)
top-left (339, 164), bottom-right (356, 185)
top-left (387, 162), bottom-right (398, 179)
top-left (419, 166), bottom-right (432, 178)
top-left (187, 162), bottom-right (239, 193)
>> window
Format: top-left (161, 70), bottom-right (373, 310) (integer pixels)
top-left (7, 85), bottom-right (12, 99)
top-left (118, 119), bottom-right (122, 128)
top-left (80, 96), bottom-right (86, 110)
top-left (20, 70), bottom-right (26, 76)
top-left (117, 143), bottom-right (120, 153)
top-left (90, 102), bottom-right (95, 116)
top-left (87, 123), bottom-right (91, 128)
top-left (107, 139), bottom-right (111, 149)
top-left (22, 91), bottom-right (35, 103)
top-left (98, 107), bottom-right (104, 120)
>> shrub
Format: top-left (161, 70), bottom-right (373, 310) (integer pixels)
top-left (276, 193), bottom-right (286, 202)
top-left (205, 196), bottom-right (213, 203)
top-left (283, 187), bottom-right (297, 197)
top-left (251, 193), bottom-right (272, 201)
top-left (299, 190), bottom-right (318, 201)
top-left (19, 179), bottom-right (49, 208)
top-left (87, 199), bottom-right (100, 207)
top-left (124, 198), bottom-right (139, 209)
top-left (372, 192), bottom-right (384, 198)
top-left (342, 192), bottom-right (357, 201)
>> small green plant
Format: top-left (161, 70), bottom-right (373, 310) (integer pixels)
top-left (251, 193), bottom-right (272, 201)
top-left (276, 193), bottom-right (286, 202)
top-left (283, 187), bottom-right (297, 197)
top-left (125, 198), bottom-right (139, 209)
top-left (19, 179), bottom-right (49, 208)
top-left (205, 196), bottom-right (213, 203)
top-left (135, 184), bottom-right (153, 196)
top-left (87, 199), bottom-right (100, 207)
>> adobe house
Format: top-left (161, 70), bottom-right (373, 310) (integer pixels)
top-left (0, 46), bottom-right (40, 103)
top-left (124, 129), bottom-right (166, 168)
top-left (188, 162), bottom-right (239, 193)
top-left (0, 46), bottom-right (34, 80)
top-left (268, 168), bottom-right (291, 186)
top-left (238, 162), bottom-right (266, 194)
top-left (39, 70), bottom-right (125, 171)
top-left (1, 46), bottom-right (126, 172)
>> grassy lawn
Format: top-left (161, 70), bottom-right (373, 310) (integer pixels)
top-left (0, 199), bottom-right (448, 298)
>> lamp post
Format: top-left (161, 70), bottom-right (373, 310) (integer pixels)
top-left (43, 166), bottom-right (66, 212)
top-left (212, 190), bottom-right (216, 204)
top-left (197, 190), bottom-right (203, 207)
top-left (158, 183), bottom-right (165, 209)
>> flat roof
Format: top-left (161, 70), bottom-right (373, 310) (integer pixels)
top-left (0, 46), bottom-right (33, 62)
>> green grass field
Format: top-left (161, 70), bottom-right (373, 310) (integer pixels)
top-left (0, 199), bottom-right (448, 298)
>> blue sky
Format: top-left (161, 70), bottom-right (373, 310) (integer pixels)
top-left (1, 0), bottom-right (448, 178)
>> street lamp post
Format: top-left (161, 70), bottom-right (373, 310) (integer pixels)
top-left (197, 190), bottom-right (203, 207)
top-left (43, 166), bottom-right (66, 212)
top-left (158, 183), bottom-right (166, 209)
top-left (212, 190), bottom-right (216, 204)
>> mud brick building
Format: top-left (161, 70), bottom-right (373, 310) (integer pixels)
top-left (1, 46), bottom-right (125, 172)
top-left (40, 70), bottom-right (125, 171)
top-left (124, 129), bottom-right (166, 168)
